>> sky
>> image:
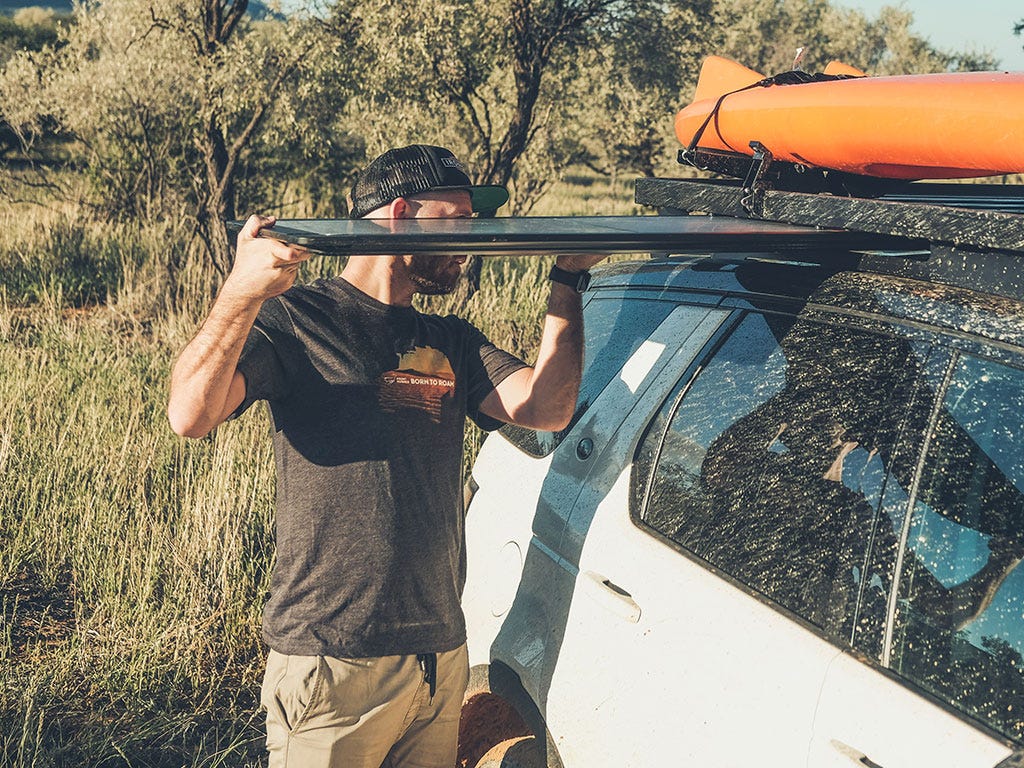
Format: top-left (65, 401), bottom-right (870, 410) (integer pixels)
top-left (837, 0), bottom-right (1024, 70)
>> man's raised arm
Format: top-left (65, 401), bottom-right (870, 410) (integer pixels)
top-left (167, 215), bottom-right (309, 438)
top-left (480, 255), bottom-right (605, 432)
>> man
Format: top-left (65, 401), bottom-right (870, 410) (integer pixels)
top-left (167, 144), bottom-right (603, 767)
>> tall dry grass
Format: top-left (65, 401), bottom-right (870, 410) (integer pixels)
top-left (0, 172), bottom-right (634, 765)
top-left (0, 251), bottom-right (277, 764)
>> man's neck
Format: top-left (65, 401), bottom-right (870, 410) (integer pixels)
top-left (340, 256), bottom-right (416, 307)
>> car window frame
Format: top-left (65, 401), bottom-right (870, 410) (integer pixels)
top-left (629, 303), bottom-right (941, 646)
top-left (499, 288), bottom-right (720, 458)
top-left (876, 342), bottom-right (1024, 746)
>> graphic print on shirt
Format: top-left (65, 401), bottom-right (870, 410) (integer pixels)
top-left (377, 346), bottom-right (456, 423)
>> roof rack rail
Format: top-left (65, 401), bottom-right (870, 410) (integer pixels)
top-left (876, 183), bottom-right (1024, 214)
top-left (635, 177), bottom-right (1024, 255)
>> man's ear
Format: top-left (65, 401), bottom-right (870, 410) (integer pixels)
top-left (388, 197), bottom-right (411, 219)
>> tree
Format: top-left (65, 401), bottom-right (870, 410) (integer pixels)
top-left (580, 0), bottom-right (717, 178)
top-left (0, 0), bottom-right (362, 285)
top-left (0, 7), bottom-right (69, 158)
top-left (342, 0), bottom-right (605, 295)
top-left (715, 0), bottom-right (997, 76)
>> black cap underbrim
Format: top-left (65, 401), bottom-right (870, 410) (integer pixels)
top-left (420, 184), bottom-right (509, 214)
top-left (468, 184), bottom-right (510, 213)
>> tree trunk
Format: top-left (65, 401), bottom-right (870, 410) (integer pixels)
top-left (196, 117), bottom-right (235, 276)
top-left (200, 205), bottom-right (232, 278)
top-left (192, 0), bottom-right (247, 279)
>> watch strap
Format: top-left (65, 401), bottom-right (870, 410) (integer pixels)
top-left (548, 265), bottom-right (591, 293)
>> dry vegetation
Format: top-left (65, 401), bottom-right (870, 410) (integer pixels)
top-left (0, 171), bottom-right (641, 766)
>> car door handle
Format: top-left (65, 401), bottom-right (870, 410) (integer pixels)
top-left (580, 571), bottom-right (641, 623)
top-left (830, 739), bottom-right (884, 768)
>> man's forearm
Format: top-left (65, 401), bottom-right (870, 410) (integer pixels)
top-left (479, 256), bottom-right (604, 430)
top-left (167, 284), bottom-right (263, 438)
top-left (512, 281), bottom-right (585, 431)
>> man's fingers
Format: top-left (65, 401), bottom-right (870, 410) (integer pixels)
top-left (555, 254), bottom-right (606, 272)
top-left (237, 215), bottom-right (312, 267)
top-left (272, 243), bottom-right (312, 266)
top-left (240, 213), bottom-right (277, 241)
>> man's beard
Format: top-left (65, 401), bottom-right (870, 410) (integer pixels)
top-left (407, 255), bottom-right (463, 295)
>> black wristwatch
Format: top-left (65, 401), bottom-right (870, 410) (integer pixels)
top-left (548, 264), bottom-right (591, 293)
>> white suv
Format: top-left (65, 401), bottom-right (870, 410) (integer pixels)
top-left (458, 238), bottom-right (1024, 768)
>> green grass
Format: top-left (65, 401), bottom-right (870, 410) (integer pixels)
top-left (529, 171), bottom-right (646, 217)
top-left (0, 171), bottom-right (638, 766)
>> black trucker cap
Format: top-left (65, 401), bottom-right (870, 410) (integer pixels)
top-left (350, 144), bottom-right (509, 219)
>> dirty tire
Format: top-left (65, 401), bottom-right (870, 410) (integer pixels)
top-left (475, 736), bottom-right (546, 768)
top-left (458, 667), bottom-right (532, 767)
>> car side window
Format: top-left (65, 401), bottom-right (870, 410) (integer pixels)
top-left (633, 310), bottom-right (927, 642)
top-left (501, 296), bottom-right (676, 457)
top-left (889, 353), bottom-right (1024, 743)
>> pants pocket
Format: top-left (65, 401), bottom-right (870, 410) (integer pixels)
top-left (262, 652), bottom-right (325, 734)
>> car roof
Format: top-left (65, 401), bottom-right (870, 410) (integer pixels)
top-left (590, 256), bottom-right (1024, 353)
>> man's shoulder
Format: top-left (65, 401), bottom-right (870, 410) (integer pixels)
top-left (282, 276), bottom-right (348, 301)
top-left (275, 277), bottom-right (357, 314)
top-left (416, 309), bottom-right (483, 337)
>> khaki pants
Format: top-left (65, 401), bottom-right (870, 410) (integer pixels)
top-left (261, 644), bottom-right (469, 768)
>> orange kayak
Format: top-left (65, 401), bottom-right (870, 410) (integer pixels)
top-left (675, 56), bottom-right (1024, 179)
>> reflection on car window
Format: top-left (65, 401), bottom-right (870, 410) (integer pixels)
top-left (502, 297), bottom-right (676, 457)
top-left (636, 311), bottom-right (927, 642)
top-left (890, 354), bottom-right (1024, 743)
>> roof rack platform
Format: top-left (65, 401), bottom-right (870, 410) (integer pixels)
top-left (635, 177), bottom-right (1024, 255)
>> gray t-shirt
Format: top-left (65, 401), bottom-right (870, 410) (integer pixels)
top-left (234, 276), bottom-right (527, 657)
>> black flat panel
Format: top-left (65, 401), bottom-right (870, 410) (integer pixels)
top-left (224, 215), bottom-right (917, 257)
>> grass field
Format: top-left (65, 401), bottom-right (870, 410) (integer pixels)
top-left (0, 171), bottom-right (640, 766)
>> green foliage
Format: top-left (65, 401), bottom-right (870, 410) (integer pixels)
top-left (0, 215), bottom-right (128, 305)
top-left (342, 0), bottom-right (691, 213)
top-left (714, 0), bottom-right (997, 75)
top-left (0, 8), bottom-right (67, 63)
top-left (0, 0), bottom-right (365, 276)
top-left (580, 0), bottom-right (717, 178)
top-left (0, 8), bottom-right (72, 155)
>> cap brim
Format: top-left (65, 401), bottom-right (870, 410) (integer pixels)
top-left (469, 185), bottom-right (510, 213)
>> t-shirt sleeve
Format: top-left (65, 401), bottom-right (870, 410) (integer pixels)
top-left (460, 319), bottom-right (529, 432)
top-left (231, 297), bottom-right (294, 419)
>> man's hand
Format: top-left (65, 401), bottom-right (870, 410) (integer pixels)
top-left (555, 254), bottom-right (607, 273)
top-left (223, 215), bottom-right (311, 303)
